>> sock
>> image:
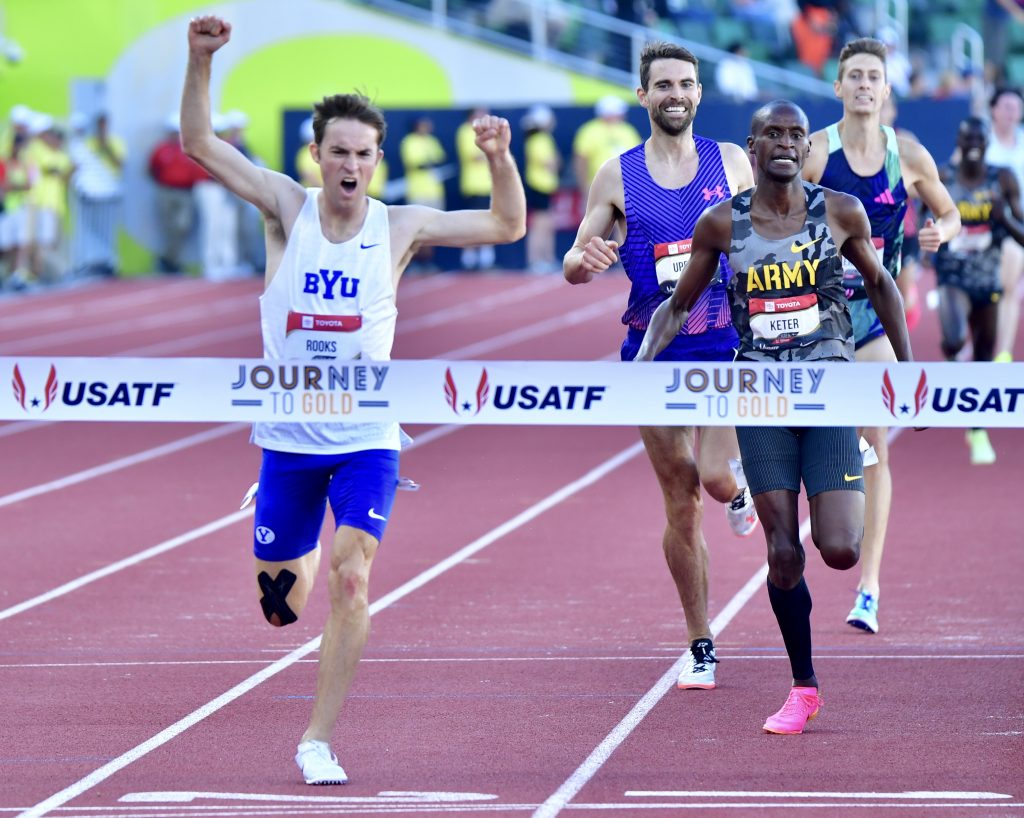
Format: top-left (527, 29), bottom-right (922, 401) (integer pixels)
top-left (767, 577), bottom-right (814, 682)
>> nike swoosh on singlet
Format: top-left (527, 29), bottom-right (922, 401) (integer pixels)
top-left (790, 236), bottom-right (823, 254)
top-left (368, 508), bottom-right (387, 520)
top-left (844, 474), bottom-right (863, 482)
top-left (360, 241), bottom-right (380, 249)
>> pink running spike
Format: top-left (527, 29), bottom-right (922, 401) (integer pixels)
top-left (763, 686), bottom-right (822, 734)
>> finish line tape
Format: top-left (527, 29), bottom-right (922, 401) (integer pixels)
top-left (3, 357), bottom-right (1023, 427)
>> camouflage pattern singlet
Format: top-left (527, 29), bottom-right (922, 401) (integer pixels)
top-left (727, 182), bottom-right (853, 362)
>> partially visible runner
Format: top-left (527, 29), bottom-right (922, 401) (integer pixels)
top-left (802, 37), bottom-right (960, 635)
top-left (180, 15), bottom-right (525, 785)
top-left (564, 41), bottom-right (758, 693)
top-left (985, 87), bottom-right (1024, 363)
top-left (934, 116), bottom-right (1024, 463)
top-left (636, 99), bottom-right (914, 734)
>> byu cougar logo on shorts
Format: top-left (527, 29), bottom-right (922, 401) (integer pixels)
top-left (12, 364), bottom-right (58, 413)
top-left (444, 367), bottom-right (489, 416)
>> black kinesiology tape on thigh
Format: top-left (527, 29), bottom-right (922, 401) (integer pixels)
top-left (257, 569), bottom-right (298, 626)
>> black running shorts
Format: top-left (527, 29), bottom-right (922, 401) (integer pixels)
top-left (736, 426), bottom-right (864, 498)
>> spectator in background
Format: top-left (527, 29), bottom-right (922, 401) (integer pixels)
top-left (986, 87), bottom-right (1024, 362)
top-left (295, 116), bottom-right (320, 187)
top-left (149, 113), bottom-right (205, 274)
top-left (400, 116), bottom-right (446, 209)
top-left (876, 26), bottom-right (912, 98)
top-left (715, 41), bottom-right (760, 103)
top-left (222, 109), bottom-right (265, 274)
top-left (68, 112), bottom-right (125, 278)
top-left (729, 0), bottom-right (796, 57)
top-left (983, 0), bottom-right (1024, 86)
top-left (0, 132), bottom-right (36, 289)
top-left (193, 112), bottom-right (242, 280)
top-left (457, 106), bottom-right (496, 270)
top-left (24, 114), bottom-right (73, 284)
top-left (4, 104), bottom-right (34, 155)
top-left (400, 115), bottom-right (447, 269)
top-left (791, 0), bottom-right (837, 77)
top-left (521, 104), bottom-right (562, 273)
top-left (572, 95), bottom-right (641, 202)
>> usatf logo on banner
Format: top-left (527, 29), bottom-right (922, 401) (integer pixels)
top-left (445, 367), bottom-right (489, 416)
top-left (11, 362), bottom-right (176, 413)
top-left (12, 363), bottom-right (58, 413)
top-left (881, 369), bottom-right (928, 419)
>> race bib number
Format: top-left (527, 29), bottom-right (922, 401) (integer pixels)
top-left (749, 293), bottom-right (820, 348)
top-left (654, 239), bottom-right (692, 294)
top-left (285, 311), bottom-right (363, 360)
top-left (841, 236), bottom-right (885, 296)
top-left (947, 224), bottom-right (993, 254)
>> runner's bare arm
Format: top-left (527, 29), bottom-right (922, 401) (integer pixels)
top-left (397, 116), bottom-right (525, 251)
top-left (801, 128), bottom-right (830, 184)
top-left (180, 15), bottom-right (304, 224)
top-left (634, 202), bottom-right (730, 361)
top-left (563, 158), bottom-right (624, 284)
top-left (901, 137), bottom-right (960, 252)
top-left (829, 190), bottom-right (913, 363)
top-left (994, 168), bottom-right (1024, 247)
top-left (720, 142), bottom-right (755, 195)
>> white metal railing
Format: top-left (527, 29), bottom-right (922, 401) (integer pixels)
top-left (875, 0), bottom-right (909, 55)
top-left (951, 22), bottom-right (986, 114)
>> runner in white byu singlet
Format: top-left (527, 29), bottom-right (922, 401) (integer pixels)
top-left (180, 14), bottom-right (525, 786)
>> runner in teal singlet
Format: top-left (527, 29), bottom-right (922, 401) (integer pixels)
top-left (802, 38), bottom-right (960, 635)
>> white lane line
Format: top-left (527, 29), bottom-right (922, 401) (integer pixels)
top-left (532, 427), bottom-right (915, 817)
top-left (0, 423), bottom-right (459, 621)
top-left (439, 295), bottom-right (621, 359)
top-left (532, 516), bottom-right (813, 818)
top-left (9, 800), bottom-right (1024, 816)
top-left (625, 791), bottom-right (1014, 800)
top-left (5, 653), bottom-right (1021, 670)
top-left (0, 509), bottom-right (253, 622)
top-left (3, 293), bottom-right (257, 353)
top-left (119, 790), bottom-right (497, 803)
top-left (14, 442), bottom-right (645, 818)
top-left (397, 277), bottom-right (563, 333)
top-left (0, 424), bottom-right (247, 511)
top-left (0, 421), bottom-right (54, 439)
top-left (0, 279), bottom-right (210, 330)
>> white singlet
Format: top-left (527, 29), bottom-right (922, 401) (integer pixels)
top-left (252, 190), bottom-right (400, 454)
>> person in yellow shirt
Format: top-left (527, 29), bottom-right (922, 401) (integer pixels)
top-left (400, 115), bottom-right (447, 269)
top-left (522, 104), bottom-right (562, 273)
top-left (457, 106), bottom-right (496, 269)
top-left (23, 114), bottom-right (73, 283)
top-left (400, 116), bottom-right (446, 208)
top-left (572, 96), bottom-right (641, 201)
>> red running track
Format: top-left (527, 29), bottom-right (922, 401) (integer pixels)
top-left (0, 273), bottom-right (1021, 818)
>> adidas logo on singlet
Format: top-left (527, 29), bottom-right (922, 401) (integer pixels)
top-left (873, 188), bottom-right (896, 205)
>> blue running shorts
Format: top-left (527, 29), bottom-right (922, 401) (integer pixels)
top-left (620, 326), bottom-right (738, 362)
top-left (736, 426), bottom-right (863, 498)
top-left (253, 448), bottom-right (400, 561)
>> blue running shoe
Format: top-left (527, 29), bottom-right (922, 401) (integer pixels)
top-left (846, 590), bottom-right (879, 633)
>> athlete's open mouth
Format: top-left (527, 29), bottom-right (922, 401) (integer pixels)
top-left (341, 178), bottom-right (357, 193)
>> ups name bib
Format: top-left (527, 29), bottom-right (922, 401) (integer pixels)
top-left (654, 239), bottom-right (692, 292)
top-left (285, 311), bottom-right (363, 360)
top-left (948, 224), bottom-right (992, 254)
top-left (749, 293), bottom-right (820, 347)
